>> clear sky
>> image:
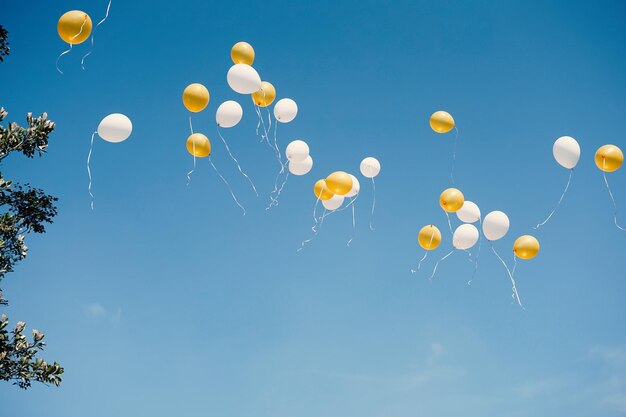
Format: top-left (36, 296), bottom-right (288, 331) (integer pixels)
top-left (1, 1), bottom-right (626, 416)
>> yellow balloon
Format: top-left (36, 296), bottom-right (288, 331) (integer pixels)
top-left (313, 179), bottom-right (334, 201)
top-left (183, 83), bottom-right (210, 113)
top-left (439, 188), bottom-right (464, 213)
top-left (430, 111), bottom-right (455, 134)
top-left (251, 81), bottom-right (276, 107)
top-left (325, 171), bottom-right (353, 195)
top-left (57, 10), bottom-right (92, 45)
top-left (186, 133), bottom-right (211, 157)
top-left (595, 144), bottom-right (623, 172)
top-left (418, 225), bottom-right (442, 250)
top-left (513, 235), bottom-right (540, 260)
top-left (231, 42), bottom-right (255, 65)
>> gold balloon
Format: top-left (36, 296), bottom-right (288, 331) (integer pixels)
top-left (251, 81), bottom-right (276, 107)
top-left (57, 10), bottom-right (92, 45)
top-left (182, 83), bottom-right (210, 113)
top-left (186, 133), bottom-right (211, 157)
top-left (231, 42), bottom-right (255, 65)
top-left (418, 225), bottom-right (442, 250)
top-left (439, 188), bottom-right (464, 213)
top-left (325, 171), bottom-right (353, 195)
top-left (430, 111), bottom-right (455, 134)
top-left (595, 144), bottom-right (623, 172)
top-left (313, 179), bottom-right (334, 201)
top-left (513, 235), bottom-right (540, 260)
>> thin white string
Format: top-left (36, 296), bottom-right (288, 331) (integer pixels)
top-left (369, 177), bottom-right (376, 231)
top-left (56, 16), bottom-right (87, 74)
top-left (267, 162), bottom-right (289, 210)
top-left (87, 131), bottom-right (96, 210)
top-left (298, 197), bottom-right (322, 251)
top-left (216, 125), bottom-right (258, 196)
top-left (429, 250), bottom-right (454, 281)
top-left (450, 126), bottom-right (459, 184)
top-left (445, 211), bottom-right (454, 236)
top-left (254, 104), bottom-right (262, 138)
top-left (81, 0), bottom-right (112, 69)
top-left (602, 170), bottom-right (626, 232)
top-left (186, 116), bottom-right (195, 185)
top-left (208, 157), bottom-right (246, 215)
top-left (468, 217), bottom-right (483, 285)
top-left (534, 169), bottom-right (573, 229)
top-left (490, 242), bottom-right (524, 308)
top-left (347, 196), bottom-right (358, 246)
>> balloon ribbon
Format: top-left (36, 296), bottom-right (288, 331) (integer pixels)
top-left (86, 131), bottom-right (96, 209)
top-left (534, 169), bottom-right (573, 229)
top-left (216, 125), bottom-right (258, 196)
top-left (81, 0), bottom-right (113, 69)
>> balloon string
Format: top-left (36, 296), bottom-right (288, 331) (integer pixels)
top-left (217, 125), bottom-right (258, 196)
top-left (490, 242), bottom-right (524, 308)
top-left (87, 131), bottom-right (96, 210)
top-left (298, 197), bottom-right (322, 251)
top-left (450, 126), bottom-right (459, 184)
top-left (81, 0), bottom-right (112, 69)
top-left (512, 252), bottom-right (518, 278)
top-left (411, 231), bottom-right (435, 273)
top-left (468, 217), bottom-right (483, 285)
top-left (208, 157), bottom-right (246, 215)
top-left (254, 104), bottom-right (261, 138)
top-left (534, 169), bottom-right (573, 229)
top-left (55, 16), bottom-right (87, 74)
top-left (347, 196), bottom-right (358, 246)
top-left (445, 211), bottom-right (454, 236)
top-left (602, 170), bottom-right (626, 232)
top-left (429, 250), bottom-right (454, 281)
top-left (187, 116), bottom-right (195, 185)
top-left (267, 163), bottom-right (289, 210)
top-left (369, 177), bottom-right (376, 231)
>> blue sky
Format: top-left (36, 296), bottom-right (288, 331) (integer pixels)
top-left (1, 0), bottom-right (626, 416)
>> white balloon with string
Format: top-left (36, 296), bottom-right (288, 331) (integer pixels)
top-left (456, 201), bottom-right (481, 223)
top-left (286, 140), bottom-right (310, 162)
top-left (274, 98), bottom-right (298, 123)
top-left (289, 156), bottom-right (313, 176)
top-left (323, 194), bottom-right (344, 211)
top-left (360, 157), bottom-right (380, 231)
top-left (227, 64), bottom-right (261, 94)
top-left (429, 224), bottom-right (478, 281)
top-left (87, 113), bottom-right (132, 209)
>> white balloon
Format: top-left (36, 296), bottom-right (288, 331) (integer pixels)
top-left (456, 201), bottom-right (481, 223)
top-left (227, 64), bottom-right (262, 94)
top-left (345, 174), bottom-right (360, 198)
top-left (288, 155), bottom-right (313, 176)
top-left (453, 224), bottom-right (479, 250)
top-left (482, 211), bottom-right (510, 241)
top-left (285, 140), bottom-right (309, 162)
top-left (360, 157), bottom-right (381, 178)
top-left (322, 194), bottom-right (344, 210)
top-left (553, 136), bottom-right (580, 169)
top-left (274, 98), bottom-right (298, 123)
top-left (97, 113), bottom-right (132, 143)
top-left (216, 101), bottom-right (243, 128)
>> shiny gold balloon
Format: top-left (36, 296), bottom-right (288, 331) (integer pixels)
top-left (231, 42), bottom-right (255, 65)
top-left (513, 235), bottom-right (540, 260)
top-left (182, 83), bottom-right (210, 113)
top-left (313, 179), bottom-right (334, 201)
top-left (418, 225), bottom-right (442, 250)
top-left (595, 144), bottom-right (623, 172)
top-left (439, 188), bottom-right (464, 213)
top-left (186, 133), bottom-right (211, 157)
top-left (325, 171), bottom-right (353, 195)
top-left (251, 81), bottom-right (276, 107)
top-left (430, 111), bottom-right (455, 134)
top-left (57, 10), bottom-right (92, 44)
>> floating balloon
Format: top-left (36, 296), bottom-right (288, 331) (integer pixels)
top-left (453, 224), bottom-right (479, 250)
top-left (231, 41), bottom-right (255, 65)
top-left (345, 174), bottom-right (360, 198)
top-left (227, 64), bottom-right (262, 94)
top-left (418, 225), bottom-right (442, 250)
top-left (186, 133), bottom-right (211, 157)
top-left (456, 201), bottom-right (481, 223)
top-left (439, 188), bottom-right (464, 213)
top-left (216, 101), bottom-right (243, 128)
top-left (430, 111), bottom-right (455, 134)
top-left (182, 83), bottom-right (210, 113)
top-left (360, 157), bottom-right (381, 178)
top-left (58, 10), bottom-right (92, 44)
top-left (314, 179), bottom-right (334, 201)
top-left (289, 156), bottom-right (313, 176)
top-left (286, 140), bottom-right (310, 162)
top-left (274, 98), bottom-right (298, 123)
top-left (252, 81), bottom-right (276, 107)
top-left (482, 211), bottom-right (510, 241)
top-left (513, 235), bottom-right (540, 260)
top-left (97, 113), bottom-right (132, 143)
top-left (323, 194), bottom-right (344, 210)
top-left (553, 136), bottom-right (580, 169)
top-left (325, 171), bottom-right (353, 195)
top-left (595, 144), bottom-right (623, 172)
